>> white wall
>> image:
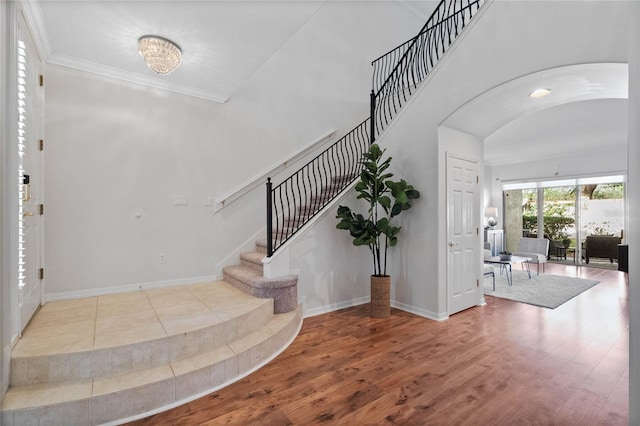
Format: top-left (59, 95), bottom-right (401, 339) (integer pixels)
top-left (288, 190), bottom-right (372, 317)
top-left (41, 0), bottom-right (632, 316)
top-left (347, 0), bottom-right (630, 317)
top-left (1, 0), bottom-right (9, 400)
top-left (42, 2), bottom-right (425, 300)
top-left (627, 1), bottom-right (639, 422)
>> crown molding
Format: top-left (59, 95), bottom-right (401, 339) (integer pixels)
top-left (18, 0), bottom-right (51, 60)
top-left (18, 0), bottom-right (228, 104)
top-left (48, 53), bottom-right (229, 103)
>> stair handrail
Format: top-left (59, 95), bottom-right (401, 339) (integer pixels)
top-left (266, 119), bottom-right (370, 256)
top-left (266, 0), bottom-right (485, 257)
top-left (370, 0), bottom-right (484, 140)
top-left (214, 129), bottom-right (336, 212)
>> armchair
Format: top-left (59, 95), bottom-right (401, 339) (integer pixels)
top-left (512, 237), bottom-right (549, 275)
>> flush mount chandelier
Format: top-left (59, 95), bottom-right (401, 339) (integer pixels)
top-left (138, 35), bottom-right (182, 75)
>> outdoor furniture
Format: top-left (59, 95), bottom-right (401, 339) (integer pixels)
top-left (512, 237), bottom-right (549, 275)
top-left (554, 245), bottom-right (567, 260)
top-left (484, 255), bottom-right (532, 286)
top-left (584, 235), bottom-right (622, 264)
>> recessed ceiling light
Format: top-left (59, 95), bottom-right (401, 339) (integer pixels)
top-left (529, 88), bottom-right (551, 98)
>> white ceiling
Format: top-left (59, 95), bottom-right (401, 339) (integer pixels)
top-left (23, 1), bottom-right (629, 167)
top-left (443, 63), bottom-right (629, 166)
top-left (23, 1), bottom-right (444, 104)
top-left (25, 1), bottom-right (328, 103)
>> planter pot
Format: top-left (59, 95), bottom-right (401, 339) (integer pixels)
top-left (370, 275), bottom-right (391, 318)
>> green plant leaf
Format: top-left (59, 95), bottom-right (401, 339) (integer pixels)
top-left (379, 196), bottom-right (391, 210)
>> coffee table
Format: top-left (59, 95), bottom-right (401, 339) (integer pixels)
top-left (484, 256), bottom-right (532, 287)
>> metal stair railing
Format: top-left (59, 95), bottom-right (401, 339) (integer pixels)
top-left (370, 0), bottom-right (485, 140)
top-left (266, 119), bottom-right (370, 256)
top-left (266, 0), bottom-right (485, 257)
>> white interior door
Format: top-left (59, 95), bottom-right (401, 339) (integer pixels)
top-left (447, 154), bottom-right (479, 315)
top-left (17, 12), bottom-right (44, 333)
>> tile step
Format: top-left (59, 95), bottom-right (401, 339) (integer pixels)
top-left (0, 306), bottom-right (302, 426)
top-left (9, 282), bottom-right (274, 387)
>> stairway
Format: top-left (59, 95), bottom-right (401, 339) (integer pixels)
top-left (0, 281), bottom-right (302, 425)
top-left (223, 240), bottom-right (298, 314)
top-left (266, 172), bottom-right (359, 257)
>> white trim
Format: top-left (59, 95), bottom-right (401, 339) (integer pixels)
top-left (48, 53), bottom-right (230, 104)
top-left (500, 172), bottom-right (627, 187)
top-left (214, 228), bottom-right (264, 278)
top-left (16, 0), bottom-right (48, 62)
top-left (0, 0), bottom-right (10, 401)
top-left (303, 298), bottom-right (369, 318)
top-left (16, 1), bottom-right (231, 104)
top-left (391, 300), bottom-right (449, 321)
top-left (214, 128), bottom-right (337, 212)
top-left (43, 275), bottom-right (218, 303)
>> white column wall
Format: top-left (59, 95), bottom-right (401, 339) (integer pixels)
top-left (627, 0), bottom-right (639, 422)
top-left (1, 0), bottom-right (9, 400)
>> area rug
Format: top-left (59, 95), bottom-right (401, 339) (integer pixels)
top-left (483, 270), bottom-right (599, 309)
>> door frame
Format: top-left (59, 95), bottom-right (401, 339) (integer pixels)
top-left (437, 126), bottom-right (484, 318)
top-left (445, 153), bottom-right (481, 315)
top-left (1, 1), bottom-right (45, 398)
top-left (16, 7), bottom-right (45, 333)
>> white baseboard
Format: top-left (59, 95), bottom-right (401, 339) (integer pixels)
top-left (302, 298), bottom-right (447, 321)
top-left (391, 300), bottom-right (448, 321)
top-left (303, 297), bottom-right (369, 318)
top-left (44, 275), bottom-right (218, 303)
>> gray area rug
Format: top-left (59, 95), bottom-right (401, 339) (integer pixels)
top-left (484, 269), bottom-right (599, 309)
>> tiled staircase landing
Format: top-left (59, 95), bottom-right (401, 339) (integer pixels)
top-left (0, 278), bottom-right (302, 425)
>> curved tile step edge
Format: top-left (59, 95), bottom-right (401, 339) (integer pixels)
top-left (0, 305), bottom-right (303, 426)
top-left (9, 298), bottom-right (275, 387)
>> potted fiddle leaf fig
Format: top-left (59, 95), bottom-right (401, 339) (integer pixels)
top-left (336, 143), bottom-right (420, 318)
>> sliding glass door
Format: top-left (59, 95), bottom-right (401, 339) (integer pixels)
top-left (503, 176), bottom-right (625, 267)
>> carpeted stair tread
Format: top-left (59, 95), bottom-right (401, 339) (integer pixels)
top-left (240, 251), bottom-right (265, 272)
top-left (223, 265), bottom-right (297, 289)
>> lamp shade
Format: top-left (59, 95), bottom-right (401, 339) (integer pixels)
top-left (484, 207), bottom-right (498, 218)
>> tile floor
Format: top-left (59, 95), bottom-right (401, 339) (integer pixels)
top-left (12, 280), bottom-right (266, 358)
top-left (1, 280), bottom-right (302, 425)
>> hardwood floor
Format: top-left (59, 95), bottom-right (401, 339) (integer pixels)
top-left (129, 264), bottom-right (628, 425)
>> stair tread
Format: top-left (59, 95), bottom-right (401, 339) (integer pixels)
top-left (240, 251), bottom-right (265, 264)
top-left (224, 266), bottom-right (297, 289)
top-left (2, 307), bottom-right (301, 412)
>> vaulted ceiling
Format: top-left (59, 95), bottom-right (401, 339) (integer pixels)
top-left (24, 0), bottom-right (437, 103)
top-left (23, 1), bottom-right (629, 167)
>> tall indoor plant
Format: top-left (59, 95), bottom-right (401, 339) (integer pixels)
top-left (336, 144), bottom-right (420, 317)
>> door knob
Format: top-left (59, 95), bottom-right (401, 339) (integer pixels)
top-left (448, 241), bottom-right (458, 247)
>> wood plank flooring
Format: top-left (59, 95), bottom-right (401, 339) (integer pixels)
top-left (128, 264), bottom-right (628, 425)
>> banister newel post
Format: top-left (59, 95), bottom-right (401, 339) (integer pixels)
top-left (370, 90), bottom-right (376, 145)
top-left (266, 178), bottom-right (273, 257)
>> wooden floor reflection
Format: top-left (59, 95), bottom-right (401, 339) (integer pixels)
top-left (130, 264), bottom-right (628, 425)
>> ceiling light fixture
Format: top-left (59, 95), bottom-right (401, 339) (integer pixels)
top-left (529, 88), bottom-right (551, 98)
top-left (138, 35), bottom-right (182, 75)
